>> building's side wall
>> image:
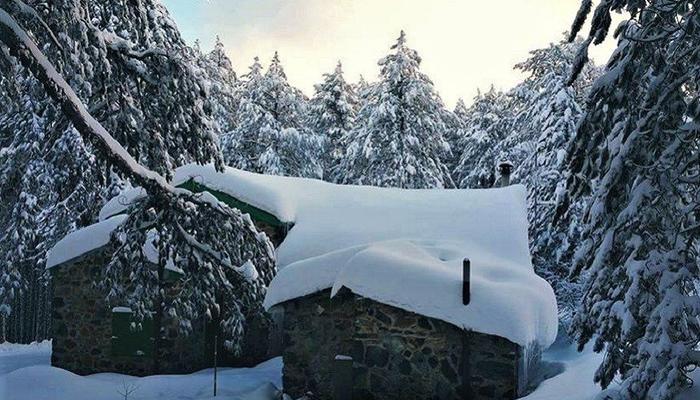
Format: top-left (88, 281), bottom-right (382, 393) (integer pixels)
top-left (51, 249), bottom-right (209, 376)
top-left (517, 342), bottom-right (544, 396)
top-left (52, 249), bottom-right (151, 375)
top-left (282, 291), bottom-right (522, 400)
top-left (282, 290), bottom-right (357, 397)
top-left (351, 298), bottom-right (465, 400)
top-left (464, 329), bottom-right (520, 399)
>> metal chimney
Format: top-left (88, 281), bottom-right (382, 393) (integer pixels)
top-left (463, 258), bottom-right (470, 306)
top-left (496, 161), bottom-right (514, 187)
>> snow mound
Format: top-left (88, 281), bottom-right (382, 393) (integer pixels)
top-left (0, 358), bottom-right (283, 400)
top-left (266, 239), bottom-right (558, 348)
top-left (46, 215), bottom-right (127, 269)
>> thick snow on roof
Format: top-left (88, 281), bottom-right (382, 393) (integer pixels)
top-left (264, 239), bottom-right (557, 347)
top-left (173, 164), bottom-right (557, 347)
top-left (172, 164), bottom-right (534, 267)
top-left (46, 215), bottom-right (127, 269)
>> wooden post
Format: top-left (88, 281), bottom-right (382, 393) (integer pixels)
top-left (463, 259), bottom-right (470, 306)
top-left (213, 331), bottom-right (218, 397)
top-left (333, 355), bottom-right (353, 400)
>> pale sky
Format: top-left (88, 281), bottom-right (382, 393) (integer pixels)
top-left (162, 0), bottom-right (622, 108)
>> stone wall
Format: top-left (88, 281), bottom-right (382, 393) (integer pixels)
top-left (52, 247), bottom-right (207, 376)
top-left (282, 289), bottom-right (532, 400)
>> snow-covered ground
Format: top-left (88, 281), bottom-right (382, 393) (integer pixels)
top-left (1, 340), bottom-right (697, 399)
top-left (0, 341), bottom-right (282, 400)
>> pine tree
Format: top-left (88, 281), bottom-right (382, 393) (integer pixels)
top-left (201, 36), bottom-right (238, 134)
top-left (221, 53), bottom-right (323, 178)
top-left (352, 74), bottom-right (374, 109)
top-left (452, 86), bottom-right (513, 189)
top-left (507, 38), bottom-right (599, 327)
top-left (337, 31), bottom-right (453, 189)
top-left (557, 1), bottom-right (700, 398)
top-left (0, 0), bottom-right (222, 343)
top-left (443, 98), bottom-right (469, 171)
top-left (0, 2), bottom-right (276, 356)
top-left (306, 61), bottom-right (357, 180)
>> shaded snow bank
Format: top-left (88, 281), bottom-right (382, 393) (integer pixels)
top-left (0, 354), bottom-right (282, 400)
top-left (0, 341), bottom-right (52, 375)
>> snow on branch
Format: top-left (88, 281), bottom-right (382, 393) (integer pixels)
top-left (0, 7), bottom-right (174, 195)
top-left (6, 0), bottom-right (62, 51)
top-left (97, 29), bottom-right (167, 60)
top-left (689, 350), bottom-right (700, 365)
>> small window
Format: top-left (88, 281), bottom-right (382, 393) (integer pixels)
top-left (111, 308), bottom-right (154, 357)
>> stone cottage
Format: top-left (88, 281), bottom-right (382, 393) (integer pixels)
top-left (48, 223), bottom-right (212, 376)
top-left (177, 164), bottom-right (557, 399)
top-left (48, 163), bottom-right (558, 395)
top-left (264, 237), bottom-right (557, 400)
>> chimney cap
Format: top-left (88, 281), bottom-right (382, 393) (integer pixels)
top-left (497, 160), bottom-right (513, 174)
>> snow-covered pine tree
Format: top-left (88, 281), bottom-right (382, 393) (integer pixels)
top-left (507, 37), bottom-right (599, 327)
top-left (0, 0), bottom-right (221, 343)
top-left (219, 56), bottom-right (264, 171)
top-left (452, 38), bottom-right (599, 327)
top-left (337, 31), bottom-right (453, 188)
top-left (306, 61), bottom-right (357, 181)
top-left (556, 1), bottom-right (700, 398)
top-left (353, 75), bottom-right (371, 98)
top-left (452, 86), bottom-right (513, 189)
top-left (442, 98), bottom-right (469, 171)
top-left (453, 98), bottom-right (469, 122)
top-left (221, 53), bottom-right (323, 178)
top-left (0, 3), bottom-right (276, 356)
top-left (201, 36), bottom-right (238, 135)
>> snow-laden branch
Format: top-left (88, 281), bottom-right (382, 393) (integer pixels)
top-left (175, 222), bottom-right (258, 283)
top-left (7, 0), bottom-right (63, 51)
top-left (97, 29), bottom-right (167, 60)
top-left (689, 350), bottom-right (700, 365)
top-left (0, 7), bottom-right (174, 195)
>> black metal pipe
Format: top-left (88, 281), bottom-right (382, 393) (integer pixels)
top-left (463, 258), bottom-right (471, 306)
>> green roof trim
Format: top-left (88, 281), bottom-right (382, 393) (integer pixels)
top-left (177, 179), bottom-right (288, 228)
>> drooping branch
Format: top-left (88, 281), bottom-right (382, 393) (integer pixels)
top-left (0, 6), bottom-right (272, 284)
top-left (0, 7), bottom-right (173, 195)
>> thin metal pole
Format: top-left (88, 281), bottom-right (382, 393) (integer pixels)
top-left (214, 331), bottom-right (218, 397)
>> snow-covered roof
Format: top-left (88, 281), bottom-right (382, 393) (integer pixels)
top-left (50, 164), bottom-right (557, 347)
top-left (172, 164), bottom-right (558, 347)
top-left (46, 215), bottom-right (127, 269)
top-left (46, 215), bottom-right (185, 276)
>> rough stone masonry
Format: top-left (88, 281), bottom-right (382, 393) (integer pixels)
top-left (280, 289), bottom-right (537, 400)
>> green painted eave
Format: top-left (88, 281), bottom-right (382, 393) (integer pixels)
top-left (177, 179), bottom-right (289, 228)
